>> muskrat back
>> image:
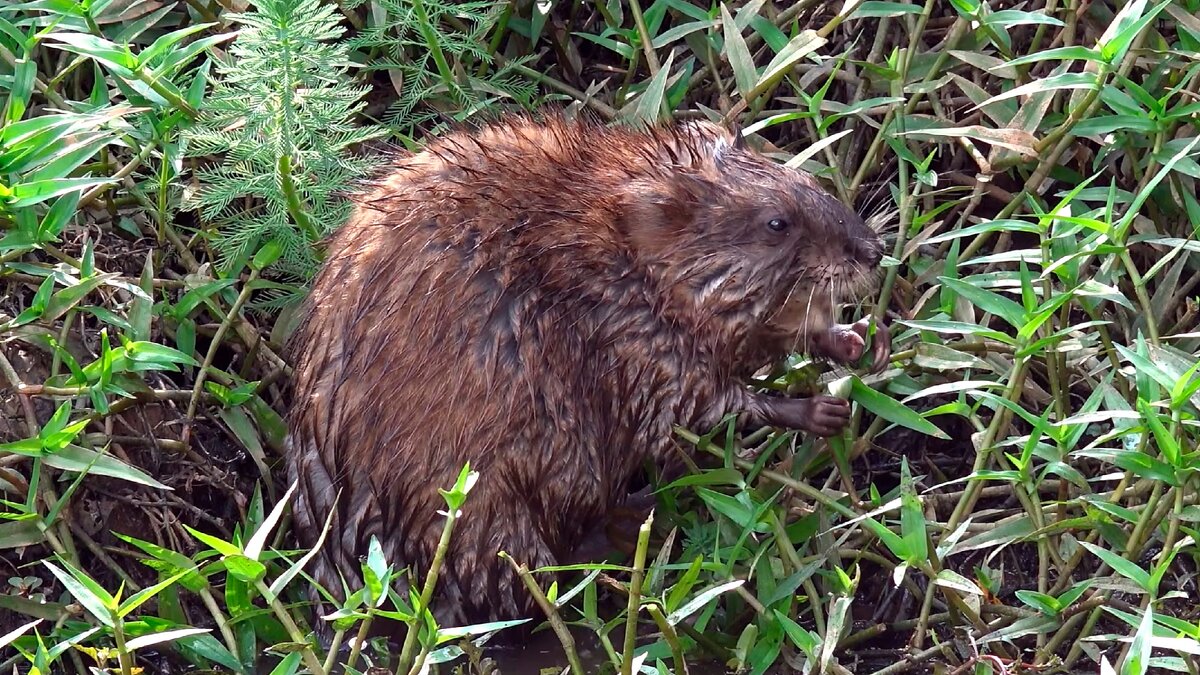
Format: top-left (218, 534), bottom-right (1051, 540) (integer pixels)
top-left (285, 112), bottom-right (889, 631)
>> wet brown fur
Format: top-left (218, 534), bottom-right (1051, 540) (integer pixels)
top-left (285, 111), bottom-right (885, 635)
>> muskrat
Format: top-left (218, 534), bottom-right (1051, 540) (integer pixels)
top-left (284, 112), bottom-right (890, 635)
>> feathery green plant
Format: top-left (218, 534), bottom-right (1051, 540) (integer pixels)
top-left (182, 0), bottom-right (386, 283)
top-left (347, 0), bottom-right (539, 133)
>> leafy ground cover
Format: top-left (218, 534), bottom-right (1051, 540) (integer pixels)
top-left (1, 0), bottom-right (1198, 673)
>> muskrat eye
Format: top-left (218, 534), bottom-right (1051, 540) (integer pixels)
top-left (767, 218), bottom-right (789, 232)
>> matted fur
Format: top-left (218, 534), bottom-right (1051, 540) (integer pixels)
top-left (285, 111), bottom-right (883, 633)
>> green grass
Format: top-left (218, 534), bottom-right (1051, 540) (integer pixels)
top-left (1, 0), bottom-right (1199, 674)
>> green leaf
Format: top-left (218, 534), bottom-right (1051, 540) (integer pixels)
top-left (666, 579), bottom-right (745, 626)
top-left (902, 380), bottom-right (1004, 403)
top-left (128, 251), bottom-right (154, 342)
top-left (863, 512), bottom-right (910, 562)
top-left (42, 559), bottom-right (114, 627)
top-left (5, 177), bottom-right (113, 209)
top-left (438, 463), bottom-right (478, 513)
top-left (183, 525), bottom-right (242, 557)
top-left (42, 273), bottom-right (119, 323)
top-left (651, 18), bottom-right (716, 49)
top-left (851, 377), bottom-right (950, 439)
top-left (250, 239), bottom-right (284, 272)
top-left (223, 555), bottom-right (267, 584)
top-left (244, 481), bottom-right (295, 561)
top-left (1057, 580), bottom-right (1093, 609)
top-left (983, 9), bottom-right (1064, 27)
top-left (1078, 541), bottom-right (1150, 591)
top-left (696, 488), bottom-right (770, 533)
top-left (1115, 344), bottom-right (1183, 400)
top-left (124, 627), bottom-right (212, 652)
top-left (137, 23), bottom-right (216, 68)
top-left (665, 555), bottom-right (705, 614)
top-left (24, 132), bottom-right (116, 184)
top-left (897, 319), bottom-right (1014, 344)
top-left (898, 458), bottom-right (927, 563)
top-left (117, 569), bottom-right (191, 618)
top-left (849, 2), bottom-right (925, 18)
top-left (433, 619), bottom-right (530, 646)
top-left (720, 3), bottom-right (756, 99)
top-left (1136, 399), bottom-right (1180, 466)
top-left (572, 32), bottom-right (634, 59)
top-left (826, 96), bottom-right (905, 122)
top-left (933, 569), bottom-right (983, 596)
top-left (1110, 447), bottom-right (1179, 487)
top-left (114, 533), bottom-right (208, 592)
top-left (773, 609), bottom-right (819, 657)
top-left (124, 341), bottom-right (199, 368)
top-left (1002, 45), bottom-right (1102, 68)
top-left (1099, 0), bottom-right (1171, 65)
top-left (926, 219), bottom-right (1040, 245)
top-left (756, 29), bottom-right (825, 91)
top-left (947, 0), bottom-right (981, 16)
top-left (1015, 590), bottom-right (1061, 616)
top-left (0, 518), bottom-right (47, 550)
top-left (1073, 114), bottom-right (1160, 136)
top-left (40, 400), bottom-right (72, 439)
top-left (38, 190), bottom-right (80, 242)
top-left (171, 279), bottom-right (239, 319)
top-left (1116, 136), bottom-right (1200, 242)
top-left (45, 32), bottom-right (137, 74)
top-left (1122, 605), bottom-right (1154, 675)
top-left (621, 51), bottom-right (675, 126)
top-left (938, 276), bottom-right (1027, 329)
top-left (785, 129), bottom-right (853, 170)
top-left (0, 619), bottom-right (42, 651)
top-left (41, 444), bottom-right (171, 490)
top-left (974, 72), bottom-right (1101, 110)
top-left (268, 652), bottom-right (303, 675)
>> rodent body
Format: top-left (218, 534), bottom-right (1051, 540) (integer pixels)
top-left (284, 112), bottom-right (889, 634)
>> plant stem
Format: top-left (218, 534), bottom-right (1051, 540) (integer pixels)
top-left (112, 619), bottom-right (134, 675)
top-left (183, 267), bottom-right (260, 435)
top-left (945, 357), bottom-right (1030, 531)
top-left (410, 0), bottom-right (456, 88)
top-left (344, 618), bottom-right (373, 672)
top-left (322, 629), bottom-right (346, 674)
top-left (1118, 249), bottom-right (1161, 345)
top-left (502, 553), bottom-right (585, 675)
top-left (397, 499), bottom-right (462, 674)
top-left (620, 510), bottom-right (654, 675)
top-left (255, 579), bottom-right (326, 674)
top-left (277, 153), bottom-right (320, 246)
top-left (198, 587), bottom-right (239, 659)
top-left (645, 603), bottom-right (688, 675)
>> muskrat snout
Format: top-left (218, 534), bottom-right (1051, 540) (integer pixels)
top-left (848, 236), bottom-right (884, 268)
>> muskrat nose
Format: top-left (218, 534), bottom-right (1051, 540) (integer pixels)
top-left (865, 246), bottom-right (882, 267)
top-left (849, 239), bottom-right (883, 267)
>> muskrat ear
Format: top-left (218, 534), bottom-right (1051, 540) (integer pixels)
top-left (729, 122), bottom-right (747, 151)
top-left (617, 178), bottom-right (706, 259)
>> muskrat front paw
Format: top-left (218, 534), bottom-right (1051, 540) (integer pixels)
top-left (812, 323), bottom-right (865, 364)
top-left (803, 396), bottom-right (852, 436)
top-left (624, 484), bottom-right (658, 513)
top-left (765, 395), bottom-right (851, 437)
top-left (850, 317), bottom-right (892, 374)
top-left (813, 318), bottom-right (892, 373)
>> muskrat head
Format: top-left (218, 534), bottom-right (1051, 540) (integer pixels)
top-left (617, 121), bottom-right (885, 342)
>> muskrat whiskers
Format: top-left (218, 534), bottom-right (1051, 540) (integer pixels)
top-left (792, 269), bottom-right (824, 355)
top-left (769, 274), bottom-right (805, 326)
top-left (827, 277), bottom-right (836, 329)
top-left (859, 168), bottom-right (898, 219)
